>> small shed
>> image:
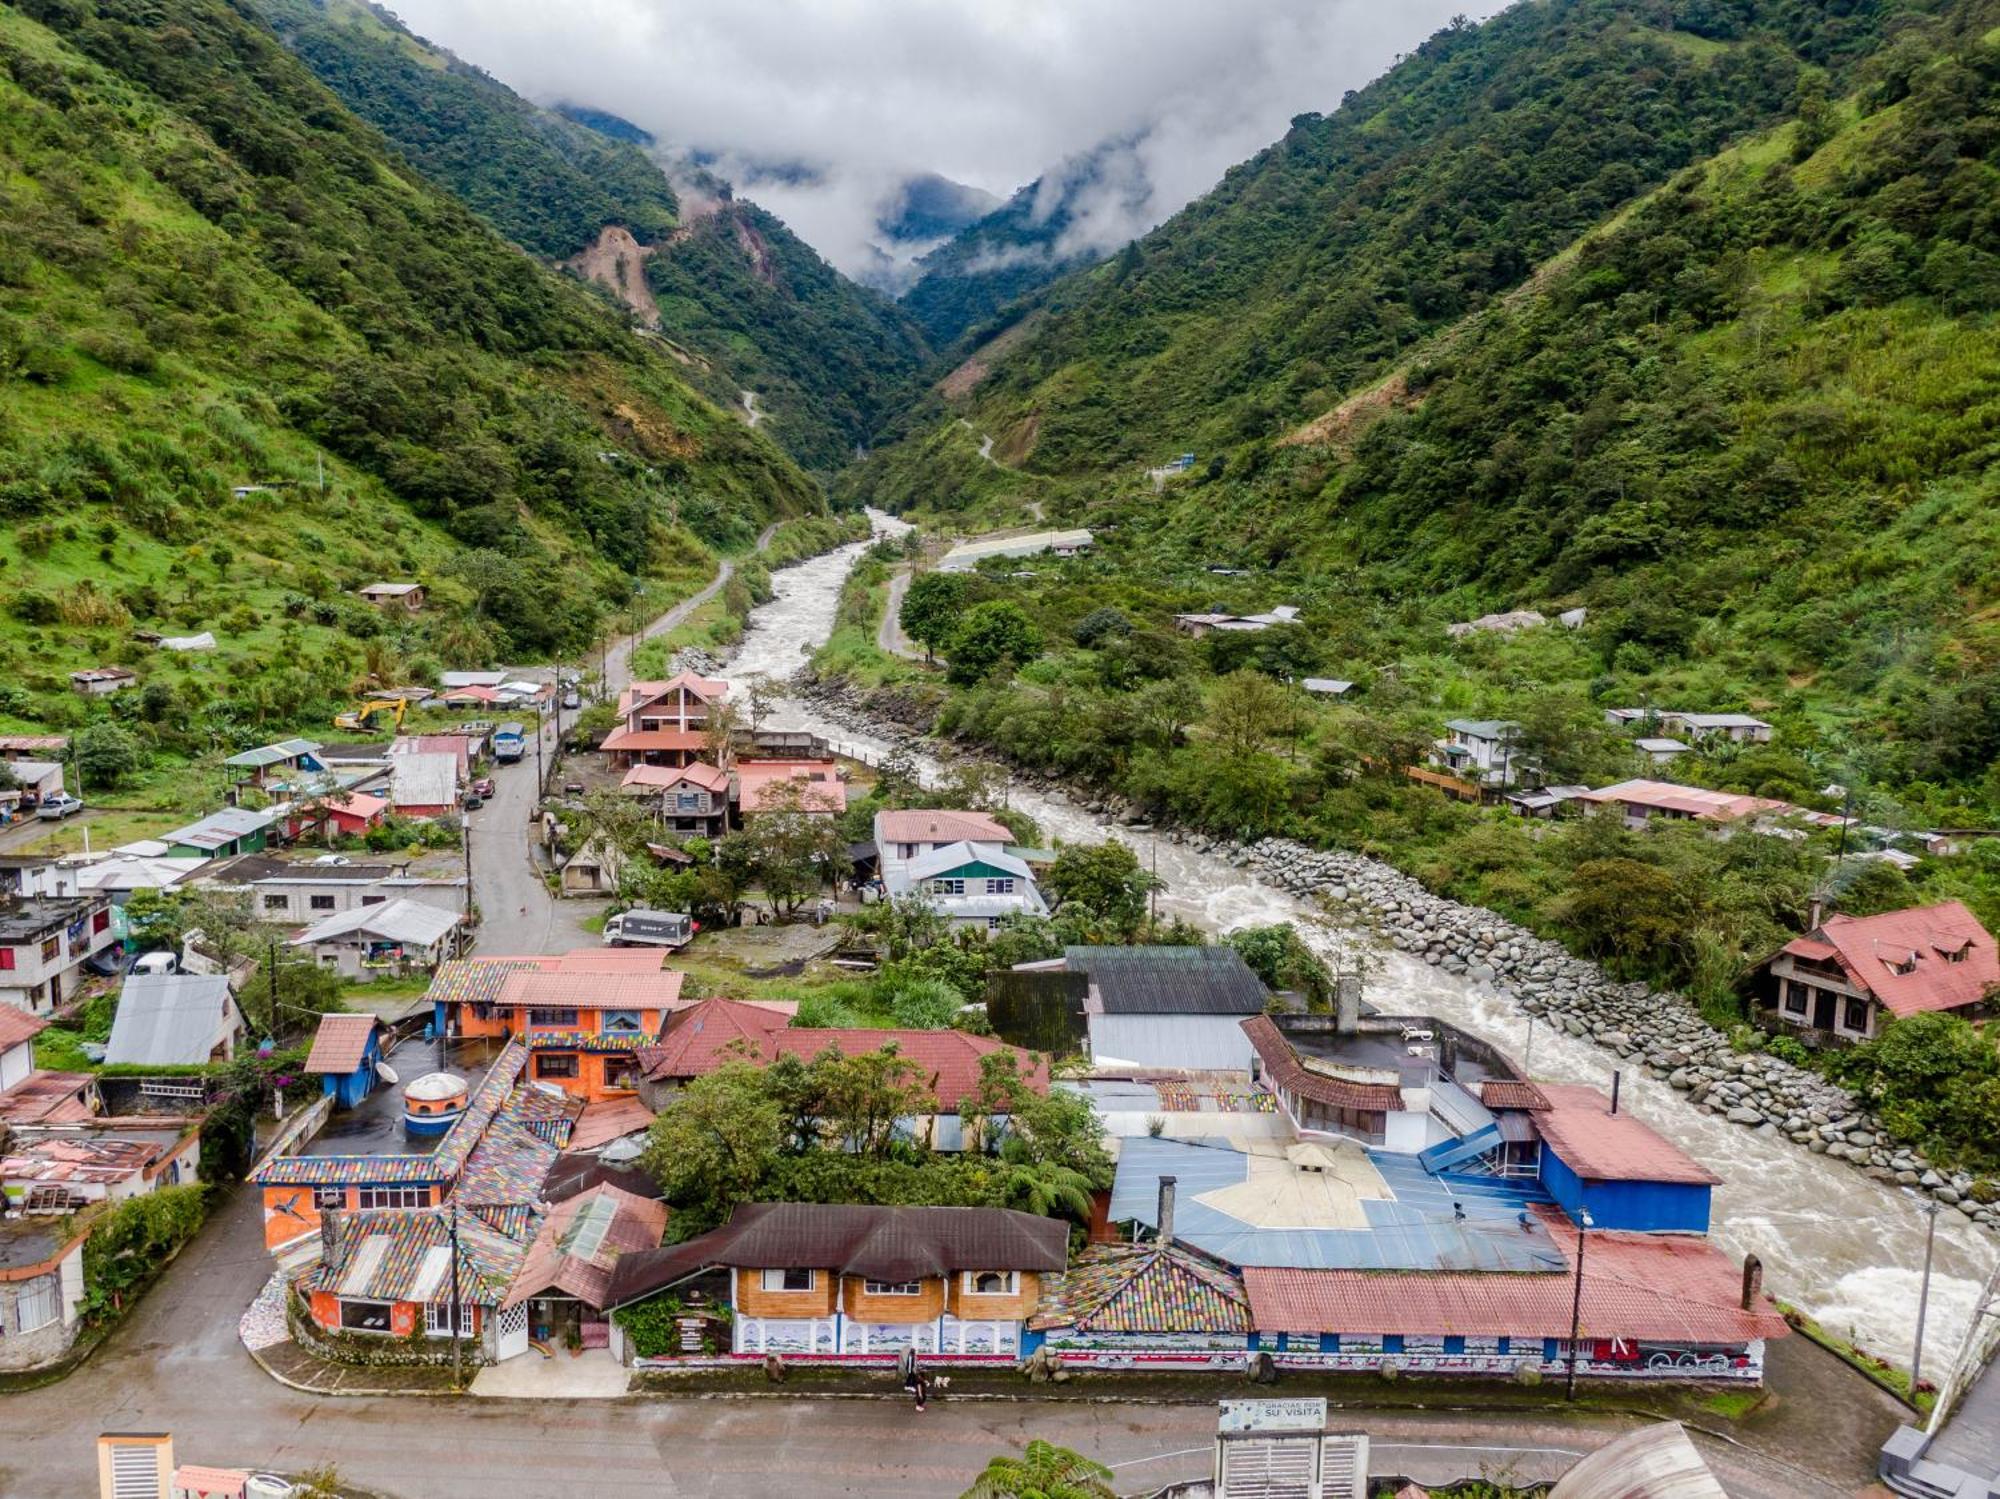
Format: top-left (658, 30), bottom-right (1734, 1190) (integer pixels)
top-left (70, 667), bottom-right (136, 696)
top-left (1299, 678), bottom-right (1355, 698)
top-left (359, 581), bottom-right (425, 612)
top-left (561, 833), bottom-right (625, 896)
top-left (304, 1012), bottom-right (385, 1109)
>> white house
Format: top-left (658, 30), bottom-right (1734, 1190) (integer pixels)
top-left (1659, 712), bottom-right (1773, 745)
top-left (873, 808), bottom-right (1015, 891)
top-left (1430, 719), bottom-right (1526, 789)
top-left (288, 898), bottom-right (463, 981)
top-left (886, 842), bottom-right (1047, 931)
top-left (0, 896), bottom-right (117, 1015)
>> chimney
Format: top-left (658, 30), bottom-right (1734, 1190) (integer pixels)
top-left (1157, 1175), bottom-right (1177, 1247)
top-left (1807, 896), bottom-right (1824, 932)
top-left (1610, 1070), bottom-right (1622, 1115)
top-left (1741, 1253), bottom-right (1764, 1310)
top-left (1335, 974), bottom-right (1361, 1036)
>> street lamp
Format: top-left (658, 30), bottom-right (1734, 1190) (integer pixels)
top-left (1909, 1191), bottom-right (1941, 1396)
top-left (1566, 1207), bottom-right (1595, 1401)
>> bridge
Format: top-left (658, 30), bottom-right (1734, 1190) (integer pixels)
top-left (1880, 1258), bottom-right (2000, 1498)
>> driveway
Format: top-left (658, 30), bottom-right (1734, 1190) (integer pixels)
top-left (0, 1182), bottom-right (1855, 1499)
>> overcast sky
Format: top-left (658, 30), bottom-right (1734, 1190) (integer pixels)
top-left (386, 0), bottom-right (1507, 282)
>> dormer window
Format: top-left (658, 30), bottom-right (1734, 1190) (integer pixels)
top-left (1936, 940), bottom-right (1972, 965)
top-left (1883, 949), bottom-right (1920, 977)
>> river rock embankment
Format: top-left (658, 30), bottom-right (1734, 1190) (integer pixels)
top-left (794, 676), bottom-right (1998, 1233)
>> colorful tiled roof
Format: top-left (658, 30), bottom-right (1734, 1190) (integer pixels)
top-left (504, 1183), bottom-right (667, 1310)
top-left (496, 969), bottom-right (687, 1012)
top-left (1532, 1085), bottom-right (1719, 1186)
top-left (523, 1029), bottom-right (662, 1052)
top-left (1243, 1207), bottom-right (1785, 1345)
top-left (1785, 900), bottom-right (1998, 1019)
top-left (305, 1207), bottom-right (525, 1305)
top-left (1030, 1242), bottom-right (1251, 1335)
top-left (303, 1013), bottom-right (379, 1075)
top-left (1241, 1015), bottom-right (1402, 1112)
top-left (423, 958), bottom-right (542, 1009)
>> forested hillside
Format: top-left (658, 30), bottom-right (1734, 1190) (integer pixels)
top-left (0, 0), bottom-right (816, 736)
top-left (253, 0), bottom-right (932, 471)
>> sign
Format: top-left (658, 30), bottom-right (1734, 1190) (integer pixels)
top-left (1217, 1397), bottom-right (1328, 1435)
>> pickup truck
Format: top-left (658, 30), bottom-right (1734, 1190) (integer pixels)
top-left (36, 793), bottom-right (84, 820)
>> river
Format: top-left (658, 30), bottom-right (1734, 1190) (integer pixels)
top-left (722, 508), bottom-right (1997, 1380)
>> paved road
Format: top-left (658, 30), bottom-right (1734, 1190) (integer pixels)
top-left (0, 1186), bottom-right (1852, 1499)
top-left (877, 565), bottom-right (922, 661)
top-left (466, 525), bottom-right (781, 958)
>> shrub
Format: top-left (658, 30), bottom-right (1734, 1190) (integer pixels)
top-left (890, 978), bottom-right (965, 1029)
top-left (793, 992), bottom-right (860, 1028)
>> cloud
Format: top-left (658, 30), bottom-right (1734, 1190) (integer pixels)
top-left (381, 0), bottom-right (1507, 282)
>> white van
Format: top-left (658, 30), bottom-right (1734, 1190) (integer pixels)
top-left (130, 951), bottom-right (180, 977)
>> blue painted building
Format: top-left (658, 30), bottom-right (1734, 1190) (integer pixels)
top-left (1531, 1083), bottom-right (1716, 1233)
top-left (304, 1013), bottom-right (384, 1111)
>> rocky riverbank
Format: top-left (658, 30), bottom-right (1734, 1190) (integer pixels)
top-left (793, 676), bottom-right (1998, 1233)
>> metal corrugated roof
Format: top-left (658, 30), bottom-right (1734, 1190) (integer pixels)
top-left (104, 974), bottom-right (238, 1066)
top-left (1532, 1086), bottom-right (1719, 1186)
top-left (1068, 945), bottom-right (1268, 1016)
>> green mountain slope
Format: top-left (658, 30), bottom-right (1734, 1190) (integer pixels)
top-left (883, 0), bottom-right (1934, 474)
top-left (0, 0), bottom-right (815, 735)
top-left (251, 0), bottom-right (932, 470)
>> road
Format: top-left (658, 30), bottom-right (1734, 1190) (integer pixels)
top-left (877, 565), bottom-right (927, 662)
top-left (466, 525), bottom-right (781, 958)
top-left (0, 1185), bottom-right (1853, 1499)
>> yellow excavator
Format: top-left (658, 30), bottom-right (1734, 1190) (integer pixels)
top-left (333, 697), bottom-right (408, 733)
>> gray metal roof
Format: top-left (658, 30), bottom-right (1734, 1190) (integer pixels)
top-left (105, 974), bottom-right (239, 1066)
top-left (223, 738), bottom-right (321, 768)
top-left (1065, 945), bottom-right (1268, 1016)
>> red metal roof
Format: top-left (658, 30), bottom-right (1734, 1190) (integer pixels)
top-left (0, 1070), bottom-right (96, 1125)
top-left (1479, 1079), bottom-right (1552, 1112)
top-left (1578, 780), bottom-right (1791, 822)
top-left (737, 759), bottom-right (846, 814)
top-left (636, 996), bottom-right (1047, 1108)
top-left (1532, 1085), bottom-right (1719, 1186)
top-left (1245, 1206), bottom-right (1786, 1344)
top-left (495, 969), bottom-right (687, 1011)
top-left (875, 808), bottom-right (1012, 845)
top-left (505, 1182), bottom-right (668, 1310)
top-left (1241, 1014), bottom-right (1402, 1113)
top-left (600, 726), bottom-right (709, 754)
top-left (0, 1006), bottom-right (48, 1052)
top-left (569, 1096), bottom-right (657, 1152)
top-left (303, 1013), bottom-right (379, 1075)
top-left (620, 761), bottom-right (729, 793)
top-left (1796, 901), bottom-right (1997, 1019)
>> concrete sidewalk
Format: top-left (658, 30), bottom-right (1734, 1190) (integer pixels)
top-left (471, 1345), bottom-right (630, 1399)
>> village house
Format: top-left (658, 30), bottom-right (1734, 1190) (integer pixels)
top-left (1299, 677), bottom-right (1355, 699)
top-left (221, 738), bottom-right (324, 789)
top-left (1015, 945), bottom-right (1269, 1072)
top-left (162, 807), bottom-right (282, 861)
top-left (0, 1213), bottom-right (91, 1373)
top-left (189, 853), bottom-right (465, 922)
top-left (936, 529), bottom-right (1094, 572)
top-left (0, 1009), bottom-right (98, 1127)
top-left (1173, 605), bottom-right (1300, 638)
top-left (0, 759), bottom-right (66, 815)
top-left (735, 758), bottom-right (845, 820)
top-left (1429, 719), bottom-right (1527, 790)
top-left (2, 1119), bottom-right (203, 1210)
top-left (559, 832), bottom-right (625, 896)
top-left (390, 734), bottom-right (474, 779)
top-left (0, 894), bottom-right (116, 1015)
top-left (1576, 780), bottom-right (1793, 832)
top-left (606, 1202), bottom-right (1068, 1361)
top-left (1633, 737), bottom-right (1692, 766)
top-left (619, 762), bottom-right (731, 838)
top-left (56, 848), bottom-right (207, 905)
top-left (1658, 712), bottom-right (1773, 745)
top-left (1752, 900), bottom-right (1999, 1046)
top-left (388, 753), bottom-right (461, 819)
top-left (297, 790), bottom-right (390, 840)
top-left (0, 735), bottom-right (69, 763)
top-left (874, 808), bottom-right (1015, 888)
top-left (500, 1180), bottom-right (667, 1354)
top-left (884, 840), bottom-right (1048, 931)
top-left (1504, 785), bottom-right (1591, 820)
top-left (303, 1012), bottom-right (386, 1110)
top-left (104, 973), bottom-right (244, 1067)
top-left (426, 952), bottom-right (689, 1103)
top-left (68, 667), bottom-right (136, 697)
top-left (288, 899), bottom-right (464, 981)
top-left (357, 581), bottom-right (425, 612)
top-left (632, 995), bottom-right (1048, 1150)
top-left (602, 671), bottom-right (726, 769)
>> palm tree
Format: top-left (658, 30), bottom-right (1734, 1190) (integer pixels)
top-left (961, 1441), bottom-right (1114, 1499)
top-left (995, 1161), bottom-right (1093, 1220)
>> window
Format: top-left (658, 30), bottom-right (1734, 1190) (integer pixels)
top-left (41, 936), bottom-right (59, 964)
top-left (988, 878), bottom-right (1015, 896)
top-left (339, 1299), bottom-right (394, 1334)
top-left (356, 1185), bottom-right (431, 1210)
top-left (898, 844), bottom-right (916, 859)
top-left (263, 895), bottom-right (290, 912)
top-left (930, 878), bottom-right (965, 896)
top-left (425, 1302), bottom-right (474, 1337)
top-left (1382, 1335), bottom-right (1405, 1354)
top-left (1843, 998), bottom-right (1870, 1034)
top-left (310, 895), bottom-right (337, 912)
top-left (1783, 981), bottom-right (1807, 1016)
top-left (0, 948), bottom-right (14, 971)
top-left (964, 1271), bottom-right (1018, 1296)
top-left (91, 909), bottom-right (110, 934)
top-left (603, 1055), bottom-right (636, 1089)
top-left (536, 1053), bottom-right (578, 1079)
top-left (313, 1187), bottom-right (346, 1210)
top-left (528, 1008), bottom-right (579, 1027)
top-left (362, 896), bottom-right (386, 907)
top-left (760, 1268), bottom-right (815, 1292)
top-left (601, 1010), bottom-right (644, 1033)
top-left (1443, 1336), bottom-right (1465, 1355)
top-left (864, 1280), bottom-right (923, 1296)
top-left (14, 1273), bottom-right (61, 1333)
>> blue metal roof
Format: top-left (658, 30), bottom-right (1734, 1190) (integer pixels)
top-left (1109, 1137), bottom-right (1567, 1273)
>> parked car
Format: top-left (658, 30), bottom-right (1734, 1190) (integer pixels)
top-left (36, 793), bottom-right (84, 820)
top-left (130, 951), bottom-right (179, 976)
top-left (462, 792), bottom-right (484, 811)
top-left (472, 776), bottom-right (496, 798)
top-left (561, 690), bottom-right (581, 710)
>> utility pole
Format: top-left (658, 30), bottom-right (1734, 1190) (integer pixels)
top-left (461, 814), bottom-right (474, 926)
top-left (1565, 1209), bottom-right (1594, 1401)
top-left (534, 705), bottom-right (545, 792)
top-left (266, 939), bottom-right (280, 1039)
top-left (1911, 1196), bottom-right (1940, 1396)
top-left (449, 1198), bottom-right (464, 1390)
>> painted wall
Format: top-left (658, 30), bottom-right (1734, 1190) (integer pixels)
top-left (733, 1267), bottom-right (839, 1320)
top-left (1088, 1014), bottom-right (1254, 1071)
top-left (1539, 1149), bottom-right (1712, 1234)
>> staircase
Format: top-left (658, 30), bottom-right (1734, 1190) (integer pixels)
top-left (1418, 1123), bottom-right (1504, 1176)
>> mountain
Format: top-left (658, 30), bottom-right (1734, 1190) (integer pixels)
top-left (0, 0), bottom-right (815, 719)
top-left (253, 0), bottom-right (931, 471)
top-left (897, 140), bottom-right (1146, 350)
top-left (877, 174), bottom-right (1002, 248)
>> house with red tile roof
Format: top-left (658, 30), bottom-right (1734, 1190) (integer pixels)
top-left (736, 758), bottom-right (845, 817)
top-left (632, 996), bottom-right (1048, 1149)
top-left (502, 1182), bottom-right (667, 1343)
top-left (1753, 899), bottom-right (1998, 1045)
top-left (619, 761), bottom-right (731, 837)
top-left (303, 1013), bottom-right (386, 1110)
top-left (1242, 1204), bottom-right (1785, 1384)
top-left (603, 672), bottom-right (727, 769)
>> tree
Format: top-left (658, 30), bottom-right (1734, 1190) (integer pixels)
top-left (1551, 857), bottom-right (1686, 970)
top-left (720, 779), bottom-right (848, 919)
top-left (1044, 842), bottom-right (1154, 935)
top-left (1204, 670), bottom-right (1288, 759)
top-left (900, 570), bottom-right (969, 663)
top-left (1072, 606), bottom-right (1131, 648)
top-left (75, 720), bottom-right (142, 788)
top-left (1831, 1013), bottom-right (2000, 1169)
top-left (1227, 923), bottom-right (1332, 1007)
top-left (889, 977), bottom-right (965, 1029)
top-left (948, 602), bottom-right (1042, 685)
top-left (962, 1441), bottom-right (1114, 1499)
top-left (641, 1063), bottom-right (784, 1235)
top-left (807, 1043), bottom-right (935, 1156)
top-left (702, 698), bottom-right (743, 769)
